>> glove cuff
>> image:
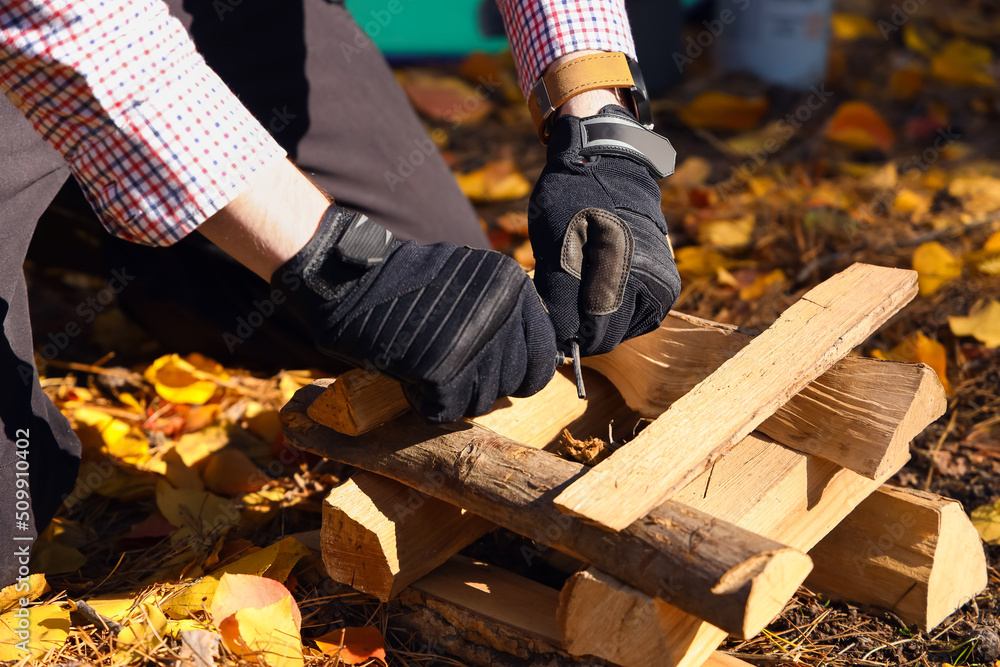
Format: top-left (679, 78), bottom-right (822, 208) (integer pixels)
top-left (548, 105), bottom-right (677, 179)
top-left (273, 205), bottom-right (398, 303)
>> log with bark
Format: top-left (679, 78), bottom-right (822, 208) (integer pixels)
top-left (306, 274), bottom-right (939, 482)
top-left (397, 555), bottom-right (754, 667)
top-left (284, 387), bottom-right (812, 639)
top-left (554, 263), bottom-right (919, 531)
top-left (318, 367), bottom-right (637, 601)
top-left (555, 485), bottom-right (988, 667)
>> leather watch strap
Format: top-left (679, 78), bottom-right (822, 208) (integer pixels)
top-left (528, 52), bottom-right (635, 143)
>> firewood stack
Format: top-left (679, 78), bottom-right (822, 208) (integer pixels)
top-left (280, 263), bottom-right (987, 667)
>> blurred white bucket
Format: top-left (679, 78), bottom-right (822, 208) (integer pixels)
top-left (715, 0), bottom-right (833, 89)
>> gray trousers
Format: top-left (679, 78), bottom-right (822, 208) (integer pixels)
top-left (0, 0), bottom-right (486, 584)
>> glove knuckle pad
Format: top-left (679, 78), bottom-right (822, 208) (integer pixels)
top-left (561, 208), bottom-right (634, 317)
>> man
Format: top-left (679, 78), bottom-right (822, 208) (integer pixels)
top-left (0, 0), bottom-right (680, 585)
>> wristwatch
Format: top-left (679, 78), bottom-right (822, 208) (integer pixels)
top-left (528, 52), bottom-right (676, 180)
top-left (527, 52), bottom-right (653, 143)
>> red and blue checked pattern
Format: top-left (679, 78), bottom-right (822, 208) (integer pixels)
top-left (0, 0), bottom-right (284, 246)
top-left (498, 0), bottom-right (637, 97)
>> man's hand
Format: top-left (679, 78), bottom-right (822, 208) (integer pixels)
top-left (528, 104), bottom-right (681, 357)
top-left (275, 206), bottom-right (557, 423)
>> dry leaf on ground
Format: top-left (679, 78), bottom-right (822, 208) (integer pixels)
top-left (739, 269), bottom-right (787, 301)
top-left (218, 594), bottom-right (303, 667)
top-left (399, 70), bottom-right (493, 125)
top-left (930, 39), bottom-right (997, 88)
top-left (831, 13), bottom-right (880, 40)
top-left (677, 92), bottom-right (768, 132)
top-left (314, 626), bottom-right (388, 665)
top-left (824, 101), bottom-right (896, 152)
top-left (972, 498), bottom-right (1000, 544)
top-left (872, 332), bottom-right (952, 393)
top-left (455, 159), bottom-right (532, 202)
top-left (0, 603), bottom-right (70, 660)
top-left (949, 300), bottom-right (1000, 347)
top-left (144, 354), bottom-right (228, 405)
top-left (912, 241), bottom-right (962, 296)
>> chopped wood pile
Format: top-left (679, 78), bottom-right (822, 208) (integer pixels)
top-left (280, 263), bottom-right (986, 667)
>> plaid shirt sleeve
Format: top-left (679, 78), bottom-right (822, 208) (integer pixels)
top-left (0, 0), bottom-right (285, 246)
top-left (495, 0), bottom-right (637, 98)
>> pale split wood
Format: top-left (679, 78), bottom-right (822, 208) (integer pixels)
top-left (807, 485), bottom-right (987, 631)
top-left (284, 387), bottom-right (813, 638)
top-left (321, 473), bottom-right (495, 601)
top-left (306, 373), bottom-right (405, 436)
top-left (554, 263), bottom-right (918, 531)
top-left (305, 310), bottom-right (942, 483)
top-left (307, 366), bottom-right (634, 447)
top-left (583, 311), bottom-right (946, 479)
top-left (397, 556), bottom-right (752, 667)
top-left (557, 431), bottom-right (906, 667)
top-left (318, 369), bottom-right (636, 601)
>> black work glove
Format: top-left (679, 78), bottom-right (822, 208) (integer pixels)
top-left (528, 105), bottom-right (681, 357)
top-left (274, 205), bottom-right (557, 423)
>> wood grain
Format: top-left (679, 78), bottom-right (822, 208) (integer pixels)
top-left (807, 485), bottom-right (987, 631)
top-left (583, 311), bottom-right (945, 479)
top-left (284, 387), bottom-right (812, 638)
top-left (397, 556), bottom-right (754, 667)
top-left (554, 263), bottom-right (918, 530)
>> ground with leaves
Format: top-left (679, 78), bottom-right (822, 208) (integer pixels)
top-left (6, 1), bottom-right (1000, 665)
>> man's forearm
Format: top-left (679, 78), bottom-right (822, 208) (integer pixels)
top-left (197, 159), bottom-right (329, 281)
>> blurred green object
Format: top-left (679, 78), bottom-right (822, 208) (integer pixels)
top-left (344, 0), bottom-right (509, 56)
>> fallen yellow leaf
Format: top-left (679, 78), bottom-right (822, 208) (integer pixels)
top-left (831, 13), bottom-right (880, 40)
top-left (739, 269), bottom-right (787, 300)
top-left (455, 159), bottom-right (532, 202)
top-left (724, 122), bottom-right (791, 157)
top-left (118, 599), bottom-right (170, 650)
top-left (217, 593), bottom-right (303, 667)
top-left (698, 214), bottom-right (755, 249)
top-left (893, 189), bottom-right (931, 217)
top-left (29, 540), bottom-right (86, 576)
top-left (824, 101), bottom-right (895, 152)
top-left (240, 487), bottom-right (288, 527)
top-left (71, 407), bottom-right (131, 455)
top-left (949, 300), bottom-right (1000, 347)
top-left (0, 575), bottom-right (46, 615)
top-left (874, 332), bottom-right (951, 393)
top-left (173, 424), bottom-right (231, 468)
top-left (314, 626), bottom-right (388, 665)
top-left (203, 449), bottom-right (267, 496)
top-left (144, 354), bottom-right (228, 405)
top-left (399, 70), bottom-right (494, 125)
top-left (670, 156), bottom-right (712, 188)
top-left (0, 604), bottom-right (70, 660)
top-left (163, 537), bottom-right (310, 619)
top-left (931, 39), bottom-right (997, 88)
top-left (675, 246), bottom-right (732, 280)
top-left (513, 239), bottom-right (535, 270)
top-left (211, 574), bottom-right (301, 630)
top-left (903, 22), bottom-right (942, 57)
top-left (972, 231), bottom-right (1000, 275)
top-left (912, 242), bottom-right (962, 296)
top-left (217, 536), bottom-right (311, 582)
top-left (948, 175), bottom-right (1000, 217)
top-left (677, 92), bottom-right (768, 132)
top-left (972, 498), bottom-right (1000, 544)
top-left (155, 480), bottom-right (238, 532)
